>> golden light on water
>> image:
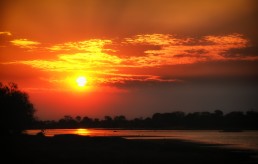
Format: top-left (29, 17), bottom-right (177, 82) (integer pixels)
top-left (75, 128), bottom-right (90, 136)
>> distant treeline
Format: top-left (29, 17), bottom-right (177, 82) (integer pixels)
top-left (34, 110), bottom-right (258, 130)
top-left (2, 82), bottom-right (258, 134)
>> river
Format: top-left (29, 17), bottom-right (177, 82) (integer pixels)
top-left (25, 129), bottom-right (258, 151)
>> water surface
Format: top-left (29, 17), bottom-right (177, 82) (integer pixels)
top-left (26, 129), bottom-right (258, 151)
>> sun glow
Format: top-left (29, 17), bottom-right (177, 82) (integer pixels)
top-left (65, 75), bottom-right (93, 92)
top-left (76, 76), bottom-right (87, 87)
top-left (75, 128), bottom-right (90, 136)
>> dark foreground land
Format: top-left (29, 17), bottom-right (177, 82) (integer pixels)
top-left (2, 134), bottom-right (258, 164)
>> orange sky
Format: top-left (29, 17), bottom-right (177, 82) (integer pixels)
top-left (1, 0), bottom-right (258, 120)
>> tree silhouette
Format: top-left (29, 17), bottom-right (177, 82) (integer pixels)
top-left (58, 115), bottom-right (77, 128)
top-left (0, 82), bottom-right (36, 135)
top-left (36, 110), bottom-right (258, 129)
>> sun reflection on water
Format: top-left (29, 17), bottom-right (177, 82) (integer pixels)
top-left (75, 128), bottom-right (90, 136)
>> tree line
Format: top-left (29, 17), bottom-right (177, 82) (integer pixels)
top-left (1, 82), bottom-right (36, 135)
top-left (1, 82), bottom-right (258, 136)
top-left (35, 110), bottom-right (258, 130)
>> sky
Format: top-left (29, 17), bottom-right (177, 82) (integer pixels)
top-left (1, 0), bottom-right (258, 120)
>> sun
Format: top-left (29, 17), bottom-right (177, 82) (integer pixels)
top-left (76, 76), bottom-right (87, 87)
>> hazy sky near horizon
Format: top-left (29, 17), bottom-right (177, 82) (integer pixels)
top-left (1, 0), bottom-right (258, 120)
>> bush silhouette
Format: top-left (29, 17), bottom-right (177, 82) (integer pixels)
top-left (0, 82), bottom-right (36, 135)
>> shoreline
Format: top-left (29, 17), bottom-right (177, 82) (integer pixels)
top-left (3, 134), bottom-right (258, 164)
top-left (25, 129), bottom-right (258, 152)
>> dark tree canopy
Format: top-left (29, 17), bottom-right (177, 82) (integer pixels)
top-left (0, 82), bottom-right (36, 135)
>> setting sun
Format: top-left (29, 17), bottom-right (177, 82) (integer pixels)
top-left (76, 76), bottom-right (87, 87)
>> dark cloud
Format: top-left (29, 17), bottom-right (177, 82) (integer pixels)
top-left (176, 37), bottom-right (214, 46)
top-left (174, 49), bottom-right (209, 58)
top-left (184, 49), bottom-right (208, 54)
top-left (103, 78), bottom-right (181, 88)
top-left (221, 46), bottom-right (258, 58)
top-left (105, 43), bottom-right (162, 57)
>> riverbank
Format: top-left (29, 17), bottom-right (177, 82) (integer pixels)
top-left (3, 134), bottom-right (258, 164)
